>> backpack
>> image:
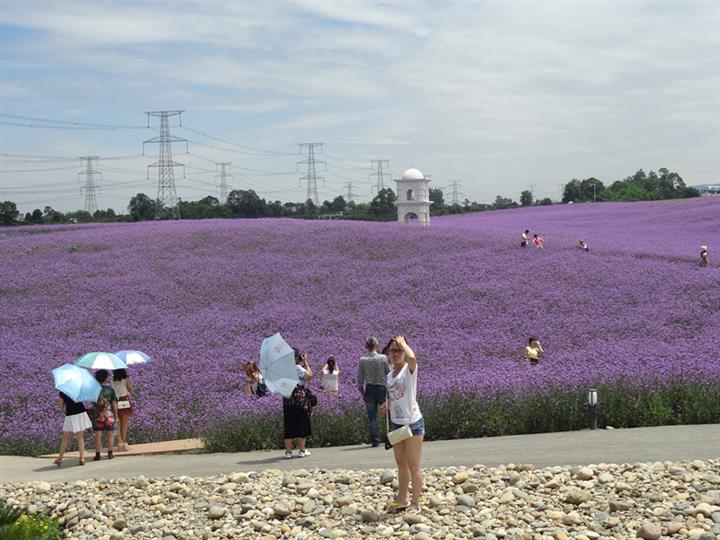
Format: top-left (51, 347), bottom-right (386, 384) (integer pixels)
top-left (255, 381), bottom-right (268, 398)
top-left (291, 385), bottom-right (317, 415)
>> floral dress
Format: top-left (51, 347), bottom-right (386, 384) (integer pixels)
top-left (92, 384), bottom-right (117, 432)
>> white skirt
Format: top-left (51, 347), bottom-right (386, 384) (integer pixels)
top-left (63, 412), bottom-right (92, 433)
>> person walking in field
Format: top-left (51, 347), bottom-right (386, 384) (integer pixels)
top-left (92, 369), bottom-right (118, 461)
top-left (521, 229), bottom-right (530, 248)
top-left (321, 356), bottom-right (340, 396)
top-left (524, 336), bottom-right (544, 366)
top-left (357, 337), bottom-right (390, 447)
top-left (282, 349), bottom-right (313, 458)
top-left (533, 233), bottom-right (545, 249)
top-left (380, 335), bottom-right (424, 515)
top-left (112, 368), bottom-right (133, 451)
top-left (700, 245), bottom-right (708, 267)
top-left (54, 392), bottom-right (92, 466)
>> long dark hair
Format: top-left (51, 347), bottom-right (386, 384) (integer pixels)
top-left (326, 356), bottom-right (336, 373)
top-left (113, 368), bottom-right (128, 380)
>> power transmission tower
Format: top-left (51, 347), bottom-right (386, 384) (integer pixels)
top-left (529, 184), bottom-right (536, 201)
top-left (369, 159), bottom-right (389, 193)
top-left (215, 162), bottom-right (232, 202)
top-left (298, 143), bottom-right (325, 206)
top-left (449, 179), bottom-right (462, 205)
top-left (345, 181), bottom-right (355, 203)
top-left (78, 156), bottom-right (101, 215)
top-left (143, 110), bottom-right (188, 219)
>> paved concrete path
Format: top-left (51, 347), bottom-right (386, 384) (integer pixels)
top-left (1, 424), bottom-right (717, 484)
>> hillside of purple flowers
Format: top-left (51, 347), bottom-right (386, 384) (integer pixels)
top-left (1, 197), bottom-right (719, 454)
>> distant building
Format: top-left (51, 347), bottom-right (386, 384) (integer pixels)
top-left (395, 168), bottom-right (431, 225)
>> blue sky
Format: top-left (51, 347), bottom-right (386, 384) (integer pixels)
top-left (1, 0), bottom-right (718, 213)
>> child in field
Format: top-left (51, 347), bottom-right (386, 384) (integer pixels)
top-left (92, 369), bottom-right (118, 461)
top-left (523, 336), bottom-right (544, 366)
top-left (55, 392), bottom-right (92, 466)
top-left (532, 234), bottom-right (544, 249)
top-left (700, 245), bottom-right (708, 267)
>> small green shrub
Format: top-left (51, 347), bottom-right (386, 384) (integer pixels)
top-left (202, 382), bottom-right (720, 452)
top-left (0, 501), bottom-right (60, 540)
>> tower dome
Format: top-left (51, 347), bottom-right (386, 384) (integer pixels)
top-left (401, 168), bottom-right (425, 180)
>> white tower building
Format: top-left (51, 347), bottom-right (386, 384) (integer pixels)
top-left (395, 167), bottom-right (431, 225)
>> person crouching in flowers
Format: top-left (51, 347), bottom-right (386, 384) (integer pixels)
top-left (92, 369), bottom-right (118, 461)
top-left (523, 336), bottom-right (544, 366)
top-left (321, 356), bottom-right (340, 396)
top-left (379, 335), bottom-right (424, 516)
top-left (55, 392), bottom-right (92, 466)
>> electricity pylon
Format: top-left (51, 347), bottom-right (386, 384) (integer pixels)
top-left (78, 156), bottom-right (101, 215)
top-left (298, 143), bottom-right (325, 206)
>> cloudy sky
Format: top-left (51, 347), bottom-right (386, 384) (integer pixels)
top-left (1, 0), bottom-right (718, 213)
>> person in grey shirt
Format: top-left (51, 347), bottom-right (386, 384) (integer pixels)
top-left (357, 336), bottom-right (390, 447)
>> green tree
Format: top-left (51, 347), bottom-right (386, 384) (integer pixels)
top-left (128, 193), bottom-right (157, 221)
top-left (369, 188), bottom-right (396, 216)
top-left (538, 197), bottom-right (553, 206)
top-left (493, 195), bottom-right (516, 210)
top-left (331, 195), bottom-right (346, 213)
top-left (0, 201), bottom-right (19, 225)
top-left (227, 189), bottom-right (266, 217)
top-left (520, 190), bottom-right (533, 206)
top-left (31, 208), bottom-right (43, 223)
top-left (429, 188), bottom-right (445, 213)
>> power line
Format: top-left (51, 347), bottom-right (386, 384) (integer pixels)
top-left (144, 110), bottom-right (187, 219)
top-left (345, 181), bottom-right (355, 203)
top-left (181, 126), bottom-right (298, 156)
top-left (448, 179), bottom-right (462, 205)
top-left (0, 113), bottom-right (147, 129)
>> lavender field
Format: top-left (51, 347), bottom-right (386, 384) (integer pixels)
top-left (1, 197), bottom-right (719, 455)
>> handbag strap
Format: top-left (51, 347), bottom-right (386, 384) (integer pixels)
top-left (385, 399), bottom-right (390, 432)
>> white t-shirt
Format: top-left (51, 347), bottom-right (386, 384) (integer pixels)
top-left (322, 367), bottom-right (339, 392)
top-left (386, 363), bottom-right (422, 425)
top-left (112, 379), bottom-right (129, 398)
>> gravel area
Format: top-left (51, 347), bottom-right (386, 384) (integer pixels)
top-left (2, 460), bottom-right (720, 539)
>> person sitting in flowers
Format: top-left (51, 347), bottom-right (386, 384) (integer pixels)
top-left (523, 336), bottom-right (544, 366)
top-left (577, 239), bottom-right (589, 252)
top-left (244, 361), bottom-right (266, 397)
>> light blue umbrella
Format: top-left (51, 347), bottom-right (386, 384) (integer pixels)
top-left (114, 350), bottom-right (151, 366)
top-left (52, 364), bottom-right (102, 402)
top-left (74, 352), bottom-right (127, 370)
top-left (259, 333), bottom-right (299, 398)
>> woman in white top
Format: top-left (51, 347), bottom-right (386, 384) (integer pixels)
top-left (379, 335), bottom-right (424, 516)
top-left (321, 356), bottom-right (340, 395)
top-left (112, 369), bottom-right (133, 451)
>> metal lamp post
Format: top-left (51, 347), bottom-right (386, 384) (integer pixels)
top-left (587, 389), bottom-right (598, 430)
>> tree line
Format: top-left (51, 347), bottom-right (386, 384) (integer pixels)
top-left (0, 167), bottom-right (699, 226)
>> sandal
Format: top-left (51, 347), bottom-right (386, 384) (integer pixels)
top-left (78, 458), bottom-right (85, 466)
top-left (54, 457), bottom-right (62, 467)
top-left (406, 504), bottom-right (422, 516)
top-left (385, 500), bottom-right (410, 514)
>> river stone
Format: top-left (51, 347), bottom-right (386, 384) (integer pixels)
top-left (636, 522), bottom-right (662, 540)
top-left (273, 503), bottom-right (291, 518)
top-left (577, 468), bottom-right (594, 480)
top-left (456, 495), bottom-right (475, 508)
top-left (565, 489), bottom-right (591, 505)
top-left (380, 470), bottom-right (394, 485)
top-left (453, 471), bottom-right (469, 484)
top-left (112, 519), bottom-right (127, 531)
top-left (208, 505), bottom-right (226, 519)
top-left (361, 509), bottom-right (378, 522)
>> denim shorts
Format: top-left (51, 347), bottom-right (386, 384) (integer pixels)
top-left (390, 417), bottom-right (425, 437)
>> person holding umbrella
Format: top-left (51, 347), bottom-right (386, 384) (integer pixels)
top-left (112, 369), bottom-right (133, 451)
top-left (91, 369), bottom-right (119, 461)
top-left (52, 363), bottom-right (99, 466)
top-left (283, 348), bottom-right (313, 459)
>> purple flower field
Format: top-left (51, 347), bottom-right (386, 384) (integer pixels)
top-left (1, 197), bottom-right (719, 454)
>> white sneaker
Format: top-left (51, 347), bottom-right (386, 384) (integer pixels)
top-left (297, 449), bottom-right (311, 457)
top-left (284, 451), bottom-right (293, 459)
